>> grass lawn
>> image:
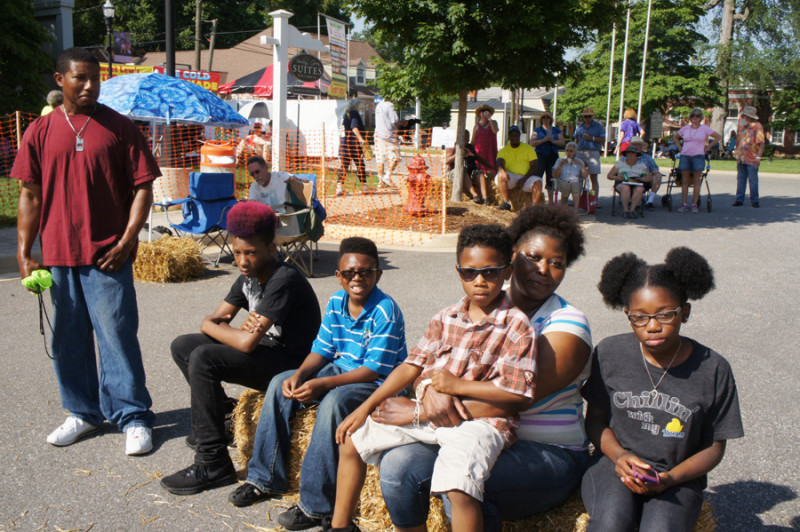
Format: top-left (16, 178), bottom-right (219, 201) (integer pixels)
top-left (599, 156), bottom-right (800, 174)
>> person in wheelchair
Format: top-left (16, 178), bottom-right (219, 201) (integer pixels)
top-left (607, 144), bottom-right (652, 219)
top-left (628, 137), bottom-right (664, 210)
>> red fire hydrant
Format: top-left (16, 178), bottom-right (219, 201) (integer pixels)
top-left (404, 155), bottom-right (433, 216)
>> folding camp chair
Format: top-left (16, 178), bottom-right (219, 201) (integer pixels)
top-left (275, 175), bottom-right (324, 277)
top-left (164, 172), bottom-right (238, 266)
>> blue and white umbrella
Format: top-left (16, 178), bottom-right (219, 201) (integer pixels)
top-left (99, 73), bottom-right (248, 128)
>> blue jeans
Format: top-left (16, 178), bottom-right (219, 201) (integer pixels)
top-left (581, 455), bottom-right (704, 532)
top-left (378, 439), bottom-right (589, 530)
top-left (736, 162), bottom-right (759, 204)
top-left (245, 364), bottom-right (378, 518)
top-left (49, 260), bottom-right (154, 431)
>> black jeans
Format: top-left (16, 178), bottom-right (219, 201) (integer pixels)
top-left (581, 455), bottom-right (704, 531)
top-left (171, 333), bottom-right (302, 464)
top-left (536, 151), bottom-right (559, 190)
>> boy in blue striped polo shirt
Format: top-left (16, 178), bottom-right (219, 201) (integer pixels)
top-left (228, 237), bottom-right (407, 530)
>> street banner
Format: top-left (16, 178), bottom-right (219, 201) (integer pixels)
top-left (99, 64), bottom-right (153, 82)
top-left (153, 67), bottom-right (222, 92)
top-left (326, 17), bottom-right (347, 99)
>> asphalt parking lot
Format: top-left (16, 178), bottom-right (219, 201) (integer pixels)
top-left (0, 171), bottom-right (798, 531)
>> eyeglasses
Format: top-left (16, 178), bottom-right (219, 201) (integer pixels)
top-left (626, 306), bottom-right (682, 327)
top-left (337, 268), bottom-right (378, 280)
top-left (456, 264), bottom-right (511, 282)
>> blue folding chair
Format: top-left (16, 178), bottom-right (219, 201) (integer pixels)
top-left (166, 172), bottom-right (238, 266)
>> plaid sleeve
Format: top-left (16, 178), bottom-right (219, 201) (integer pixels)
top-left (490, 313), bottom-right (537, 398)
top-left (405, 311), bottom-right (444, 370)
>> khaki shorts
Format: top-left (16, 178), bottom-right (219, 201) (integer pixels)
top-left (351, 416), bottom-right (505, 501)
top-left (557, 180), bottom-right (581, 197)
top-left (374, 137), bottom-right (400, 166)
top-left (576, 150), bottom-right (601, 174)
top-left (495, 171), bottom-right (542, 192)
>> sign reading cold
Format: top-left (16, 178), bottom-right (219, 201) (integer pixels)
top-left (153, 67), bottom-right (221, 92)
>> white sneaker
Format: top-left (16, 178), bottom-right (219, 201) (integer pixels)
top-left (47, 415), bottom-right (100, 446)
top-left (126, 426), bottom-right (153, 455)
top-left (335, 184), bottom-right (345, 197)
top-left (379, 176), bottom-right (393, 188)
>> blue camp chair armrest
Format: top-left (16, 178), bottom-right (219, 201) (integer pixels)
top-left (162, 197), bottom-right (192, 207)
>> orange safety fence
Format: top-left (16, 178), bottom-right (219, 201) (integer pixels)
top-left (0, 112), bottom-right (38, 225)
top-left (1, 114), bottom-right (452, 244)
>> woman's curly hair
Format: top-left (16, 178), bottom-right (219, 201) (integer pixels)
top-left (507, 205), bottom-right (585, 265)
top-left (598, 247), bottom-right (715, 309)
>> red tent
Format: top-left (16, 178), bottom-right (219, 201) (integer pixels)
top-left (218, 64), bottom-right (331, 97)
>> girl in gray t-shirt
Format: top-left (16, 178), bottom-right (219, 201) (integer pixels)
top-left (581, 247), bottom-right (743, 531)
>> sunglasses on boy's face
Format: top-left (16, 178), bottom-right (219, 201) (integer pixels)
top-left (456, 264), bottom-right (511, 282)
top-left (337, 268), bottom-right (379, 281)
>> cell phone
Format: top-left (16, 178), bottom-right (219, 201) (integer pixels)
top-left (632, 465), bottom-right (660, 484)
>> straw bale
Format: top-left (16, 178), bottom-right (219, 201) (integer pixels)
top-left (508, 187), bottom-right (533, 211)
top-left (133, 236), bottom-right (205, 282)
top-left (231, 389), bottom-right (715, 532)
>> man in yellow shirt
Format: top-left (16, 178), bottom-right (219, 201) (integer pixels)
top-left (495, 126), bottom-right (539, 210)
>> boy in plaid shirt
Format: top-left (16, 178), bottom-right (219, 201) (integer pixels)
top-left (329, 224), bottom-right (537, 532)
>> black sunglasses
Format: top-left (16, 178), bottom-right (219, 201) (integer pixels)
top-left (337, 268), bottom-right (379, 281)
top-left (456, 264), bottom-right (511, 282)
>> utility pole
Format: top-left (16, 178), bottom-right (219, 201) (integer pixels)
top-left (207, 19), bottom-right (217, 72)
top-left (165, 0), bottom-right (175, 76)
top-left (194, 0), bottom-right (202, 70)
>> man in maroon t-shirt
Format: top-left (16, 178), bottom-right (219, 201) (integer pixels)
top-left (12, 48), bottom-right (159, 456)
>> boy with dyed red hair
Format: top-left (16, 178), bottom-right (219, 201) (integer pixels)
top-left (161, 201), bottom-right (321, 495)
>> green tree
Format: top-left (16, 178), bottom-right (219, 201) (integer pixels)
top-left (72, 0), bottom-right (350, 53)
top-left (560, 0), bottom-right (720, 137)
top-left (704, 0), bottom-right (800, 132)
top-left (352, 0), bottom-right (618, 200)
top-left (770, 84), bottom-right (800, 133)
top-left (0, 1), bottom-right (53, 113)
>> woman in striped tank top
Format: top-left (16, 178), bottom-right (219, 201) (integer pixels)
top-left (375, 205), bottom-right (592, 531)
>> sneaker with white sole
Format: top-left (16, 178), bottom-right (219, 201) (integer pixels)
top-left (378, 176), bottom-right (393, 188)
top-left (126, 426), bottom-right (153, 455)
top-left (47, 415), bottom-right (100, 446)
top-left (335, 185), bottom-right (345, 197)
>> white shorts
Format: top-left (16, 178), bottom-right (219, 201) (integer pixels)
top-left (495, 171), bottom-right (542, 192)
top-left (351, 416), bottom-right (505, 501)
top-left (374, 137), bottom-right (400, 166)
top-left (576, 150), bottom-right (601, 174)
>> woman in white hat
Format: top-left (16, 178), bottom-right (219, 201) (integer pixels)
top-left (607, 144), bottom-right (652, 219)
top-left (732, 106), bottom-right (765, 207)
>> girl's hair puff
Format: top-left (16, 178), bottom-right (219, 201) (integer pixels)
top-left (226, 201), bottom-right (277, 245)
top-left (507, 205), bottom-right (585, 266)
top-left (598, 247), bottom-right (715, 309)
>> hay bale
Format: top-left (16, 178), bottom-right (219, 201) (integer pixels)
top-left (231, 389), bottom-right (715, 532)
top-left (133, 236), bottom-right (205, 282)
top-left (508, 187), bottom-right (532, 211)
